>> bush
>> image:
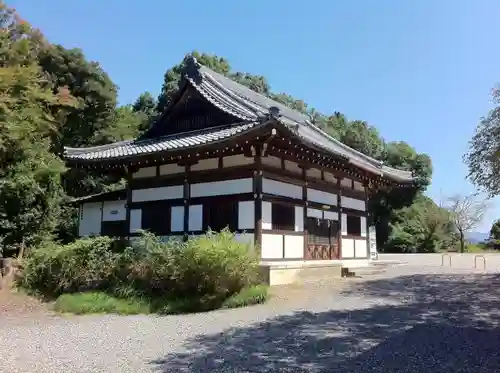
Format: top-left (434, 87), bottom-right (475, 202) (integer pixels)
top-left (21, 230), bottom-right (264, 313)
top-left (20, 236), bottom-right (121, 296)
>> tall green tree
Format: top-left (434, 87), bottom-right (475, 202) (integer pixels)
top-left (0, 2), bottom-right (76, 256)
top-left (465, 87), bottom-right (500, 196)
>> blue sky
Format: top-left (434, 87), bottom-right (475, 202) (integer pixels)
top-left (12, 0), bottom-right (500, 231)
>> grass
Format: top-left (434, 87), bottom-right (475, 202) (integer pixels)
top-left (53, 285), bottom-right (270, 315)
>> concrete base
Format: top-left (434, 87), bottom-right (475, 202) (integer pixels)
top-left (259, 261), bottom-right (343, 286)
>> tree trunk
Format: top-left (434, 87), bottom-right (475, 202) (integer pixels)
top-left (17, 240), bottom-right (25, 261)
top-left (460, 231), bottom-right (465, 254)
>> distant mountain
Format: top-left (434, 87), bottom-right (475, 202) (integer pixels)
top-left (466, 232), bottom-right (489, 244)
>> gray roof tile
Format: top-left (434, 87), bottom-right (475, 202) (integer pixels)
top-left (64, 122), bottom-right (256, 161)
top-left (64, 55), bottom-right (414, 183)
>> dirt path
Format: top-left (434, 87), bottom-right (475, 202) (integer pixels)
top-left (0, 288), bottom-right (52, 320)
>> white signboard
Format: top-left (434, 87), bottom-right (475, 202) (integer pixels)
top-left (369, 225), bottom-right (378, 259)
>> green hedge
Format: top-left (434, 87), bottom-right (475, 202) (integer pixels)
top-left (20, 229), bottom-right (265, 312)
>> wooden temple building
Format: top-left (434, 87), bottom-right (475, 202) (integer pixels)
top-left (65, 55), bottom-right (415, 284)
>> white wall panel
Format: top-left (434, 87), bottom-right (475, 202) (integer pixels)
top-left (284, 235), bottom-right (304, 258)
top-left (355, 239), bottom-right (368, 258)
top-left (261, 234), bottom-right (283, 259)
top-left (159, 163), bottom-right (184, 176)
top-left (262, 178), bottom-right (302, 199)
top-left (190, 178), bottom-right (253, 198)
top-left (324, 211), bottom-right (339, 220)
top-left (130, 209), bottom-right (142, 233)
top-left (284, 160), bottom-right (301, 174)
top-left (360, 216), bottom-right (367, 237)
top-left (262, 201), bottom-right (272, 230)
top-left (261, 156), bottom-right (281, 168)
top-left (307, 208), bottom-right (322, 218)
top-left (132, 185), bottom-right (183, 202)
top-left (341, 238), bottom-right (355, 258)
top-left (224, 154), bottom-right (253, 167)
top-left (132, 166), bottom-right (156, 179)
top-left (341, 213), bottom-right (348, 235)
top-left (353, 181), bottom-right (365, 192)
top-left (170, 206), bottom-right (184, 232)
top-left (306, 168), bottom-right (322, 180)
top-left (294, 206), bottom-right (304, 232)
top-left (79, 202), bottom-right (102, 237)
top-left (188, 205), bottom-right (203, 231)
top-left (307, 188), bottom-right (337, 206)
top-left (238, 201), bottom-right (255, 230)
top-left (340, 178), bottom-right (352, 189)
top-left (102, 201), bottom-right (126, 221)
top-left (191, 158), bottom-right (219, 172)
top-left (341, 196), bottom-right (366, 211)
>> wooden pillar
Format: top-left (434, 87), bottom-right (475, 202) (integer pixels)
top-left (302, 166), bottom-right (308, 259)
top-left (125, 165), bottom-right (132, 239)
top-left (337, 177), bottom-right (342, 259)
top-left (253, 145), bottom-right (262, 250)
top-left (183, 164), bottom-right (191, 241)
top-left (364, 181), bottom-right (371, 258)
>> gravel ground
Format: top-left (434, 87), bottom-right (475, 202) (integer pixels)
top-left (1, 264), bottom-right (500, 372)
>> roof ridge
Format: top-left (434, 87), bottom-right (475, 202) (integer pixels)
top-left (133, 122), bottom-right (256, 144)
top-left (64, 139), bottom-right (133, 154)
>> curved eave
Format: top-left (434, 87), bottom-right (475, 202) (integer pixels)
top-left (63, 122), bottom-right (261, 164)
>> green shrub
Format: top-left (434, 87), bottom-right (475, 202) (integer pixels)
top-left (22, 230), bottom-right (265, 313)
top-left (168, 229), bottom-right (260, 308)
top-left (54, 291), bottom-right (151, 315)
top-left (21, 236), bottom-right (120, 296)
top-left (222, 285), bottom-right (269, 309)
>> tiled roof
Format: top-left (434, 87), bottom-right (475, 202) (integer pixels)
top-left (64, 55), bottom-right (415, 183)
top-left (64, 122), bottom-right (257, 161)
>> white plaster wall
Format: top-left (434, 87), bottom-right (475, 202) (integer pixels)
top-left (341, 196), bottom-right (366, 211)
top-left (324, 172), bottom-right (337, 184)
top-left (262, 178), bottom-right (302, 199)
top-left (284, 235), bottom-right (304, 259)
top-left (102, 200), bottom-right (126, 221)
top-left (129, 209), bottom-right (142, 233)
top-left (307, 208), bottom-right (339, 221)
top-left (132, 185), bottom-right (183, 202)
top-left (159, 163), bottom-right (184, 176)
top-left (224, 154), bottom-right (254, 167)
top-left (261, 233), bottom-right (283, 259)
top-left (262, 201), bottom-right (272, 230)
top-left (306, 168), bottom-right (322, 180)
top-left (324, 211), bottom-right (339, 220)
top-left (191, 158), bottom-right (219, 172)
top-left (132, 166), bottom-right (156, 179)
top-left (307, 188), bottom-right (337, 206)
top-left (354, 238), bottom-right (368, 258)
top-left (284, 160), bottom-right (301, 174)
top-left (341, 213), bottom-right (348, 235)
top-left (188, 205), bottom-right (203, 231)
top-left (353, 181), bottom-right (365, 192)
top-left (170, 206), bottom-right (184, 232)
top-left (307, 208), bottom-right (322, 218)
top-left (238, 201), bottom-right (255, 229)
top-left (340, 178), bottom-right (352, 189)
top-left (79, 202), bottom-right (102, 237)
top-left (261, 156), bottom-right (281, 168)
top-left (360, 216), bottom-right (367, 237)
top-left (294, 206), bottom-right (304, 232)
top-left (341, 238), bottom-right (355, 258)
top-left (190, 178), bottom-right (253, 198)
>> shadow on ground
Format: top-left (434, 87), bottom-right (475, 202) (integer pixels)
top-left (151, 273), bottom-right (500, 372)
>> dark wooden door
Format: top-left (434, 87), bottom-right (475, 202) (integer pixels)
top-left (305, 218), bottom-right (340, 260)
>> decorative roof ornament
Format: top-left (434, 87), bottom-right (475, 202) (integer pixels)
top-left (268, 106), bottom-right (281, 120)
top-left (182, 54), bottom-right (202, 83)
